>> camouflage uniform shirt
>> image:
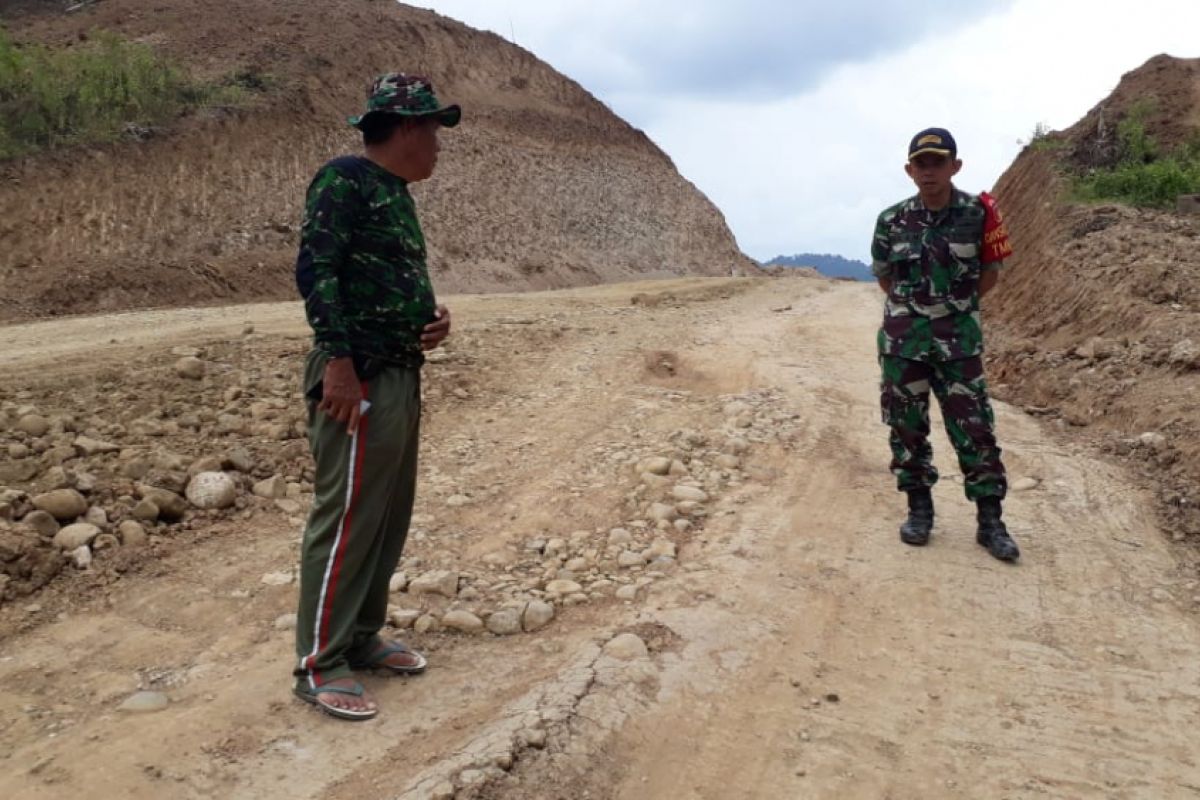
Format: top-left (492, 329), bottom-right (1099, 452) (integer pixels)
top-left (870, 188), bottom-right (1003, 362)
top-left (295, 156), bottom-right (437, 368)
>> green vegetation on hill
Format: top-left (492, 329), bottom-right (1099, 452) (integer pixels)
top-left (1073, 104), bottom-right (1200, 208)
top-left (0, 27), bottom-right (245, 159)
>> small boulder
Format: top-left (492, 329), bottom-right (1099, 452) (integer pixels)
top-left (442, 609), bottom-right (484, 634)
top-left (186, 472), bottom-right (238, 510)
top-left (486, 608), bottom-right (523, 636)
top-left (175, 357), bottom-right (206, 380)
top-left (522, 600), bottom-right (555, 632)
top-left (54, 522), bottom-right (101, 550)
top-left (32, 489), bottom-right (88, 521)
top-left (118, 520), bottom-right (148, 547)
top-left (137, 486), bottom-right (187, 521)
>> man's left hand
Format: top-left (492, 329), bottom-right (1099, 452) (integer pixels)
top-left (421, 304), bottom-right (451, 351)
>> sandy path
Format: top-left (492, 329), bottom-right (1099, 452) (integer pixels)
top-left (1, 278), bottom-right (1197, 800)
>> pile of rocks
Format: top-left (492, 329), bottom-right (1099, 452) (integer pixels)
top-left (369, 389), bottom-right (797, 638)
top-left (0, 340), bottom-right (322, 603)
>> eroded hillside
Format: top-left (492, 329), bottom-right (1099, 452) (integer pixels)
top-left (0, 0), bottom-right (754, 321)
top-left (987, 54), bottom-right (1200, 540)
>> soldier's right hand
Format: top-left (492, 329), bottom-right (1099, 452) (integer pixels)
top-left (318, 357), bottom-right (364, 435)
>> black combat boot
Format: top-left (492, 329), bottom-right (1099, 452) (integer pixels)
top-left (976, 496), bottom-right (1020, 561)
top-left (899, 488), bottom-right (934, 546)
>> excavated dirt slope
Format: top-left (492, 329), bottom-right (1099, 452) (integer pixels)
top-left (0, 0), bottom-right (754, 321)
top-left (987, 54), bottom-right (1200, 542)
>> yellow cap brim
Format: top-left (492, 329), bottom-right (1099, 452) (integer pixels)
top-left (909, 147), bottom-right (953, 160)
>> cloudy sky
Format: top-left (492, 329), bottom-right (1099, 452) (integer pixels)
top-left (414, 0), bottom-right (1200, 264)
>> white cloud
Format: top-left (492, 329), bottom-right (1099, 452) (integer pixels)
top-left (414, 0), bottom-right (1200, 262)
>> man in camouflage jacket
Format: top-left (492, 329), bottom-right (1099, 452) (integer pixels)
top-left (291, 74), bottom-right (460, 721)
top-left (871, 127), bottom-right (1020, 563)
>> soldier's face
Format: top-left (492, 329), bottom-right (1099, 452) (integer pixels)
top-left (395, 118), bottom-right (441, 181)
top-left (905, 154), bottom-right (962, 197)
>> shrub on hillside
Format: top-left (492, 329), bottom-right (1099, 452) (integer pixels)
top-left (1073, 103), bottom-right (1200, 209)
top-left (0, 28), bottom-right (243, 159)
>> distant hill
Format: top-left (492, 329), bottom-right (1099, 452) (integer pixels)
top-left (765, 253), bottom-right (872, 281)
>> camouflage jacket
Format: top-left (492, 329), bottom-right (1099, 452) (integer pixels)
top-left (295, 156), bottom-right (437, 368)
top-left (870, 188), bottom-right (1005, 362)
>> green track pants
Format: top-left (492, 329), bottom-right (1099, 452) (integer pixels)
top-left (294, 350), bottom-right (421, 687)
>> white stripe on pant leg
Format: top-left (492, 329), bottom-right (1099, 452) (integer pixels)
top-left (301, 424), bottom-right (361, 682)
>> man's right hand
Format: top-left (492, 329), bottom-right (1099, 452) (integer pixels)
top-left (317, 357), bottom-right (364, 435)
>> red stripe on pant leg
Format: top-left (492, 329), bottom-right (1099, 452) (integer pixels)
top-left (308, 383), bottom-right (371, 685)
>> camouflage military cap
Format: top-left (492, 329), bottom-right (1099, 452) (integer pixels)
top-left (347, 73), bottom-right (461, 129)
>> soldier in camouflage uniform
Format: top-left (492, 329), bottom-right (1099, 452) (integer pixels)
top-left (291, 74), bottom-right (461, 721)
top-left (872, 127), bottom-right (1020, 563)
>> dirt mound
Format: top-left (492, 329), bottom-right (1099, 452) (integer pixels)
top-left (987, 55), bottom-right (1200, 540)
top-left (0, 0), bottom-right (754, 322)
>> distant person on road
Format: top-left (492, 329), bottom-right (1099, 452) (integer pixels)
top-left (871, 127), bottom-right (1020, 562)
top-left (291, 73), bottom-right (459, 721)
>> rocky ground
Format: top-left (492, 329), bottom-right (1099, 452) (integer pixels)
top-left (2, 277), bottom-right (1199, 799)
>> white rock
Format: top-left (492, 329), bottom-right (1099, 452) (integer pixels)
top-left (604, 633), bottom-right (649, 661)
top-left (522, 600), bottom-right (555, 632)
top-left (442, 610), bottom-right (485, 634)
top-left (175, 357), bottom-right (206, 380)
top-left (1140, 432), bottom-right (1167, 450)
top-left (414, 613), bottom-right (440, 633)
top-left (273, 613), bottom-right (298, 631)
top-left (186, 471), bottom-right (238, 509)
top-left (71, 545), bottom-right (93, 569)
top-left (1012, 477), bottom-right (1040, 492)
top-left (545, 579), bottom-right (583, 595)
top-left (84, 506), bottom-right (108, 527)
top-left (409, 570), bottom-right (460, 598)
top-left (261, 571), bottom-right (294, 586)
top-left (565, 557), bottom-right (589, 572)
top-left (446, 494), bottom-right (471, 507)
top-left (54, 522), bottom-right (101, 550)
top-left (119, 692), bottom-right (170, 713)
top-left (616, 585), bottom-right (639, 601)
top-left (672, 485), bottom-right (709, 503)
top-left (487, 608), bottom-right (523, 635)
top-left (715, 454), bottom-right (741, 469)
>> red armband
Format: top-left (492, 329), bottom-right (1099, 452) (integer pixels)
top-left (979, 191), bottom-right (1013, 265)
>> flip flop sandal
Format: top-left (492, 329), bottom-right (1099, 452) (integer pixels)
top-left (293, 679), bottom-right (378, 721)
top-left (349, 639), bottom-right (428, 675)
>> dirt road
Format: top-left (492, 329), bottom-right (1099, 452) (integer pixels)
top-left (2, 278), bottom-right (1198, 799)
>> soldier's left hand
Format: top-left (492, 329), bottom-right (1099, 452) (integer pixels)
top-left (421, 305), bottom-right (451, 351)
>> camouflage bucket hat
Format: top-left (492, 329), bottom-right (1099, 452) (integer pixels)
top-left (348, 72), bottom-right (461, 129)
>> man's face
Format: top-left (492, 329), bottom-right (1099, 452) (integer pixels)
top-left (904, 153), bottom-right (962, 197)
top-left (395, 117), bottom-right (441, 181)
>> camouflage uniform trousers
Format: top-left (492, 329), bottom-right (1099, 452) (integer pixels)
top-left (880, 354), bottom-right (1007, 500)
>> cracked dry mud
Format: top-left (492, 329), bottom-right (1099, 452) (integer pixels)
top-left (2, 277), bottom-right (1199, 800)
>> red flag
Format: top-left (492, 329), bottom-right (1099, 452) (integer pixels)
top-left (979, 191), bottom-right (1013, 265)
